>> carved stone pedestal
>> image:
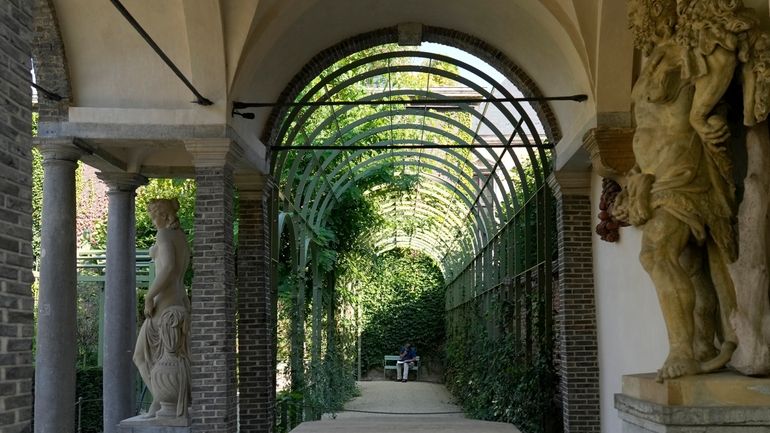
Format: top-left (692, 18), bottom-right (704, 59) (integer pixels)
top-left (116, 415), bottom-right (191, 433)
top-left (616, 372), bottom-right (770, 432)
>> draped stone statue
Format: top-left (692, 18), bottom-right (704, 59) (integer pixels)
top-left (615, 0), bottom-right (770, 381)
top-left (131, 198), bottom-right (191, 424)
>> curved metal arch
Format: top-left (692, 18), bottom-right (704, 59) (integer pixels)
top-left (373, 201), bottom-right (463, 251)
top-left (372, 234), bottom-right (452, 276)
top-left (273, 71), bottom-right (541, 206)
top-left (312, 155), bottom-right (493, 249)
top-left (374, 191), bottom-right (467, 231)
top-left (271, 47), bottom-right (556, 280)
top-left (367, 184), bottom-right (473, 248)
top-left (277, 211), bottom-right (299, 271)
top-left (274, 67), bottom-right (539, 204)
top-left (376, 200), bottom-right (465, 233)
top-left (307, 150), bottom-right (489, 225)
top-left (366, 182), bottom-right (468, 217)
top-left (280, 88), bottom-right (522, 206)
top-left (372, 233), bottom-right (447, 265)
top-left (283, 96), bottom-right (516, 210)
top-left (273, 50), bottom-right (546, 161)
top-left (369, 227), bottom-right (449, 252)
top-left (304, 143), bottom-right (502, 231)
top-left (296, 135), bottom-right (505, 229)
top-left (319, 163), bottom-right (488, 258)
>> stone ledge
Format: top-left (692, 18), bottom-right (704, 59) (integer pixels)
top-left (615, 393), bottom-right (770, 432)
top-left (623, 372), bottom-right (770, 407)
top-left (117, 415), bottom-right (191, 433)
top-left (117, 426), bottom-right (190, 433)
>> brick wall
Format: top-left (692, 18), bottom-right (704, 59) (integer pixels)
top-left (237, 179), bottom-right (276, 433)
top-left (555, 192), bottom-right (600, 433)
top-left (0, 1), bottom-right (35, 432)
top-left (32, 0), bottom-right (69, 122)
top-left (191, 166), bottom-right (237, 433)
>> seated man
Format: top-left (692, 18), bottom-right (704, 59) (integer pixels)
top-left (396, 342), bottom-right (417, 383)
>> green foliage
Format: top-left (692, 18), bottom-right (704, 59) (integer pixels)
top-left (76, 282), bottom-right (101, 367)
top-left (305, 345), bottom-right (360, 417)
top-left (445, 328), bottom-right (560, 433)
top-left (31, 147), bottom-right (42, 267)
top-left (91, 178), bottom-right (196, 250)
top-left (354, 248), bottom-right (445, 373)
top-left (75, 367), bottom-right (103, 433)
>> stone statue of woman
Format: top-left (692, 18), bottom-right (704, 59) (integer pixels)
top-left (133, 198), bottom-right (191, 422)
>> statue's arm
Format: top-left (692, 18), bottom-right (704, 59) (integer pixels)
top-left (689, 46), bottom-right (737, 145)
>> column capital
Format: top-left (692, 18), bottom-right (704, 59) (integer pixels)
top-left (36, 138), bottom-right (83, 163)
top-left (185, 138), bottom-right (243, 168)
top-left (582, 127), bottom-right (635, 180)
top-left (235, 173), bottom-right (275, 200)
top-left (96, 172), bottom-right (148, 193)
top-left (548, 169), bottom-right (591, 198)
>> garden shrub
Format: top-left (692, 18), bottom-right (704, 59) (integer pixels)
top-left (75, 366), bottom-right (103, 433)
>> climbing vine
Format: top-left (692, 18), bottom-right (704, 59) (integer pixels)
top-left (445, 322), bottom-right (560, 433)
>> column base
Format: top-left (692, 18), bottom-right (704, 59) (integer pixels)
top-left (616, 372), bottom-right (770, 432)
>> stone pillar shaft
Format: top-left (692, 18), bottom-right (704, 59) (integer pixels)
top-left (98, 173), bottom-right (147, 433)
top-left (549, 170), bottom-right (601, 433)
top-left (237, 175), bottom-right (276, 433)
top-left (187, 139), bottom-right (238, 433)
top-left (35, 143), bottom-right (81, 433)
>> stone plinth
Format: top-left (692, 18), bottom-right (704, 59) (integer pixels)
top-left (616, 372), bottom-right (770, 432)
top-left (116, 415), bottom-right (191, 433)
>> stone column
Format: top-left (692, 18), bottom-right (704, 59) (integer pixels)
top-left (186, 139), bottom-right (239, 433)
top-left (35, 140), bottom-right (82, 433)
top-left (548, 170), bottom-right (600, 433)
top-left (236, 174), bottom-right (276, 433)
top-left (96, 172), bottom-right (148, 433)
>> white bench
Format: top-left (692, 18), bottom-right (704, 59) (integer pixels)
top-left (383, 355), bottom-right (420, 381)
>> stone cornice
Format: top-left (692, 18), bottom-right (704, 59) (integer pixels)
top-left (235, 173), bottom-right (275, 200)
top-left (548, 169), bottom-right (591, 198)
top-left (582, 127), bottom-right (635, 180)
top-left (185, 138), bottom-right (243, 168)
top-left (36, 137), bottom-right (84, 162)
top-left (96, 172), bottom-right (148, 192)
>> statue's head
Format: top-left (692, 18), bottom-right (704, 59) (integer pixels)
top-left (628, 0), bottom-right (677, 54)
top-left (148, 198), bottom-right (181, 230)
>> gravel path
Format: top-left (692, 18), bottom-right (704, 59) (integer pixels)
top-left (292, 381), bottom-right (521, 433)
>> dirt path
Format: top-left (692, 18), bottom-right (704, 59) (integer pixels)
top-left (292, 380), bottom-right (521, 433)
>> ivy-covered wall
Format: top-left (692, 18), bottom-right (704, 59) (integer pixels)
top-left (357, 249), bottom-right (445, 375)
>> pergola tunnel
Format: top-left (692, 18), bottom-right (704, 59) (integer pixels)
top-left (264, 42), bottom-right (560, 431)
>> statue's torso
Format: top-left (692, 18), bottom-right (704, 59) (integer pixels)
top-left (152, 228), bottom-right (190, 313)
top-left (632, 43), bottom-right (702, 183)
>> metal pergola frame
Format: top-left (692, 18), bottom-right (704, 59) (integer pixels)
top-left (268, 45), bottom-right (567, 368)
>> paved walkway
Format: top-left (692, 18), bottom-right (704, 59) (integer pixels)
top-left (292, 381), bottom-right (521, 433)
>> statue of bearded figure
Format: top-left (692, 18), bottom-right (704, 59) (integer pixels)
top-left (615, 0), bottom-right (770, 381)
